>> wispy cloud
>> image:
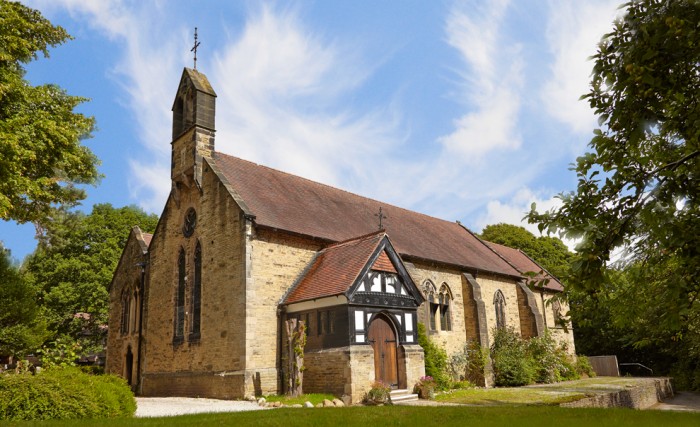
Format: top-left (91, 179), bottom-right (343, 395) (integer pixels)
top-left (541, 0), bottom-right (622, 135)
top-left (438, 0), bottom-right (523, 159)
top-left (211, 5), bottom-right (401, 188)
top-left (27, 0), bottom-right (184, 211)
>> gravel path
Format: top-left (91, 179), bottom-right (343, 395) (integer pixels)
top-left (135, 397), bottom-right (268, 418)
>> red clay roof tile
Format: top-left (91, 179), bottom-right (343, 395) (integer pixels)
top-left (485, 241), bottom-right (564, 292)
top-left (284, 232), bottom-right (385, 304)
top-left (214, 153), bottom-right (521, 278)
top-left (372, 251), bottom-right (397, 273)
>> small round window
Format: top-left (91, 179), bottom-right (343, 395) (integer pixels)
top-left (183, 208), bottom-right (197, 237)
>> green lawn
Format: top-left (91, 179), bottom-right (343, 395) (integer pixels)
top-left (435, 377), bottom-right (662, 406)
top-left (435, 387), bottom-right (587, 405)
top-left (4, 406), bottom-right (700, 427)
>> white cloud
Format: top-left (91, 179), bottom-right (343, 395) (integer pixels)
top-left (541, 0), bottom-right (623, 134)
top-left (474, 187), bottom-right (579, 250)
top-left (26, 0), bottom-right (183, 211)
top-left (211, 5), bottom-right (401, 188)
top-left (438, 0), bottom-right (523, 160)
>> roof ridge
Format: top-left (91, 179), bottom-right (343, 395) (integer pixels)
top-left (324, 230), bottom-right (386, 250)
top-left (214, 151), bottom-right (465, 228)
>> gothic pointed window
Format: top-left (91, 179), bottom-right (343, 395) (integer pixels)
top-left (190, 241), bottom-right (202, 339)
top-left (439, 284), bottom-right (452, 331)
top-left (494, 290), bottom-right (506, 329)
top-left (120, 289), bottom-right (130, 335)
top-left (423, 281), bottom-right (438, 331)
top-left (174, 248), bottom-right (186, 342)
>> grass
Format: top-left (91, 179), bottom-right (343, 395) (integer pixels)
top-left (435, 387), bottom-right (587, 406)
top-left (435, 377), bottom-right (659, 406)
top-left (4, 405), bottom-right (700, 427)
top-left (263, 393), bottom-right (336, 406)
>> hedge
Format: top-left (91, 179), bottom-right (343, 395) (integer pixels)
top-left (0, 367), bottom-right (136, 421)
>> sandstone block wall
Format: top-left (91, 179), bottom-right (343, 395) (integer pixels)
top-left (406, 263), bottom-right (467, 356)
top-left (304, 347), bottom-right (351, 397)
top-left (347, 346), bottom-right (375, 403)
top-left (474, 274), bottom-right (522, 347)
top-left (400, 344), bottom-right (426, 391)
top-left (106, 229), bottom-right (147, 385)
top-left (139, 150), bottom-right (248, 397)
top-left (246, 228), bottom-right (321, 396)
top-left (534, 291), bottom-right (576, 354)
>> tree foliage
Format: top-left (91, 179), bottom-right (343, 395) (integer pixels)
top-left (0, 245), bottom-right (48, 357)
top-left (0, 0), bottom-right (99, 224)
top-left (480, 223), bottom-right (573, 279)
top-left (23, 204), bottom-right (158, 350)
top-left (527, 0), bottom-right (700, 388)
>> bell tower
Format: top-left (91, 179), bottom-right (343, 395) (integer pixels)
top-left (170, 68), bottom-right (216, 198)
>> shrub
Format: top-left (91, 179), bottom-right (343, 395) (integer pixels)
top-left (490, 327), bottom-right (536, 386)
top-left (0, 367), bottom-right (135, 421)
top-left (449, 340), bottom-right (488, 386)
top-left (528, 333), bottom-right (579, 383)
top-left (575, 355), bottom-right (596, 378)
top-left (417, 323), bottom-right (451, 390)
top-left (364, 381), bottom-right (391, 405)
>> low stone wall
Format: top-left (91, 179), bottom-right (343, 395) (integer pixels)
top-left (560, 378), bottom-right (673, 409)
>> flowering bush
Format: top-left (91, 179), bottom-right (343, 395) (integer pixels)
top-left (364, 381), bottom-right (391, 405)
top-left (413, 376), bottom-right (436, 399)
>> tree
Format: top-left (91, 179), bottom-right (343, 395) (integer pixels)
top-left (480, 223), bottom-right (573, 279)
top-left (0, 0), bottom-right (99, 224)
top-left (528, 0), bottom-right (699, 335)
top-left (0, 245), bottom-right (48, 358)
top-left (23, 204), bottom-right (158, 351)
top-left (527, 0), bottom-right (700, 388)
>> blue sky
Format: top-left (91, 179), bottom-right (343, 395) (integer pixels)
top-left (1, 0), bottom-right (624, 261)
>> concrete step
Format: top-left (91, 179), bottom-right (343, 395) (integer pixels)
top-left (390, 389), bottom-right (419, 403)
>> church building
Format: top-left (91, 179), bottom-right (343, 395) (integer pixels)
top-left (106, 68), bottom-right (574, 403)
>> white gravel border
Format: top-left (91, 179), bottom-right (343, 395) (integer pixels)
top-left (135, 397), bottom-right (268, 418)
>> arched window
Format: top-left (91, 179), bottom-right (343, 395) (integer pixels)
top-left (120, 289), bottom-right (130, 335)
top-left (174, 248), bottom-right (186, 341)
top-left (130, 288), bottom-right (138, 333)
top-left (423, 281), bottom-right (438, 331)
top-left (191, 241), bottom-right (202, 338)
top-left (494, 290), bottom-right (506, 329)
top-left (439, 284), bottom-right (452, 331)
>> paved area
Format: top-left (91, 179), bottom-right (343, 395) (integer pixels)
top-left (135, 397), bottom-right (267, 418)
top-left (651, 392), bottom-right (700, 412)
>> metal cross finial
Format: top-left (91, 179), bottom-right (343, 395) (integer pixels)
top-left (191, 27), bottom-right (201, 69)
top-left (375, 207), bottom-right (387, 230)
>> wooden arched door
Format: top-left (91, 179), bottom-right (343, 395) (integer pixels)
top-left (368, 314), bottom-right (398, 387)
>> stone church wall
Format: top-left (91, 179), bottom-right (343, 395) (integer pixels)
top-left (407, 263), bottom-right (467, 357)
top-left (245, 228), bottom-right (321, 396)
top-left (477, 274), bottom-right (522, 347)
top-left (535, 291), bottom-right (576, 354)
top-left (106, 230), bottom-right (147, 386)
top-left (139, 157), bottom-right (249, 398)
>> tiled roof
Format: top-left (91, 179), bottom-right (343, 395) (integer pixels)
top-left (214, 153), bottom-right (521, 278)
top-left (284, 232), bottom-right (385, 304)
top-left (485, 241), bottom-right (564, 292)
top-left (142, 233), bottom-right (153, 247)
top-left (372, 251), bottom-right (397, 273)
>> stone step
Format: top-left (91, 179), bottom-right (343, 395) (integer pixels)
top-left (390, 389), bottom-right (418, 402)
